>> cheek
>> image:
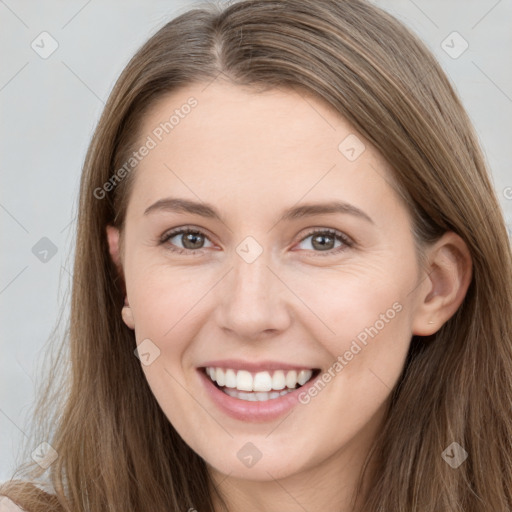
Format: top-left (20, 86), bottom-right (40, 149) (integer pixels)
top-left (286, 259), bottom-right (415, 418)
top-left (126, 263), bottom-right (220, 412)
top-left (127, 266), bottom-right (212, 437)
top-left (288, 261), bottom-right (412, 354)
top-left (128, 262), bottom-right (210, 343)
top-left (286, 275), bottom-right (412, 466)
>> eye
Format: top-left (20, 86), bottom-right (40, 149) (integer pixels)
top-left (158, 226), bottom-right (354, 256)
top-left (294, 228), bottom-right (353, 256)
top-left (159, 226), bottom-right (214, 255)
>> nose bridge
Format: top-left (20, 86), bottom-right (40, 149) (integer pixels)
top-left (233, 251), bottom-right (271, 299)
top-left (215, 240), bottom-right (290, 337)
top-left (231, 233), bottom-right (275, 299)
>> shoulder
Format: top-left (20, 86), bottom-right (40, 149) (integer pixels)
top-left (0, 481), bottom-right (60, 512)
top-left (0, 496), bottom-right (27, 512)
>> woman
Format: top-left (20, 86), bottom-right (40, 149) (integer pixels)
top-left (2, 0), bottom-right (511, 510)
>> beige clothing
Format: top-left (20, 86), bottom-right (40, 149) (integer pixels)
top-left (0, 496), bottom-right (26, 512)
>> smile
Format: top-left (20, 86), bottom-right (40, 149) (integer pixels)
top-left (203, 367), bottom-right (320, 402)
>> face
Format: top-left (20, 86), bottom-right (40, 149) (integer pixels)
top-left (109, 80), bottom-right (428, 483)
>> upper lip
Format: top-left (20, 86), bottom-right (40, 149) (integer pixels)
top-left (199, 359), bottom-right (319, 373)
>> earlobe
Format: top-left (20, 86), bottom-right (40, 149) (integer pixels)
top-left (412, 232), bottom-right (472, 336)
top-left (121, 298), bottom-right (135, 330)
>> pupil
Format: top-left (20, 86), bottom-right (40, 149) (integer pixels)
top-left (184, 232), bottom-right (203, 249)
top-left (312, 234), bottom-right (333, 250)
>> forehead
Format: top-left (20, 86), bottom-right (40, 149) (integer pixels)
top-left (127, 80), bottom-right (405, 223)
top-left (140, 81), bottom-right (360, 159)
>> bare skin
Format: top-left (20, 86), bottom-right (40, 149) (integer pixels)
top-left (107, 80), bottom-right (472, 512)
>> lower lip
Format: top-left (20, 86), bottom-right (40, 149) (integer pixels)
top-left (197, 369), bottom-right (319, 422)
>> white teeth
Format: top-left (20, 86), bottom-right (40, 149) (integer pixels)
top-left (285, 370), bottom-right (297, 389)
top-left (205, 367), bottom-right (315, 393)
top-left (216, 368), bottom-right (226, 386)
top-left (236, 370), bottom-right (253, 391)
top-left (223, 387), bottom-right (295, 401)
top-left (253, 371), bottom-right (273, 392)
top-left (297, 369), bottom-right (313, 386)
top-left (224, 369), bottom-right (237, 388)
top-left (272, 370), bottom-right (286, 390)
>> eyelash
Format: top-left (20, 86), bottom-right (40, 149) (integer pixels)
top-left (158, 225), bottom-right (354, 257)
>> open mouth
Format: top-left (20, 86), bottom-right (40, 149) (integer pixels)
top-left (201, 367), bottom-right (321, 402)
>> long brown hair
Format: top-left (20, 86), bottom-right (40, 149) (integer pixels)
top-left (2, 0), bottom-right (511, 510)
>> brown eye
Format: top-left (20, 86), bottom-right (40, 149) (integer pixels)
top-left (296, 229), bottom-right (353, 256)
top-left (160, 227), bottom-right (214, 254)
top-left (179, 231), bottom-right (205, 249)
top-left (311, 232), bottom-right (336, 251)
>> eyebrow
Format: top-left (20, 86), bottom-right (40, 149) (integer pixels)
top-left (143, 197), bottom-right (374, 224)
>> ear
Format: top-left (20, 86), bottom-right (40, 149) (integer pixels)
top-left (121, 299), bottom-right (135, 330)
top-left (106, 225), bottom-right (134, 330)
top-left (412, 232), bottom-right (472, 336)
top-left (106, 224), bottom-right (122, 270)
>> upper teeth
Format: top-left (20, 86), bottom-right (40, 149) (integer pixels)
top-left (205, 367), bottom-right (314, 392)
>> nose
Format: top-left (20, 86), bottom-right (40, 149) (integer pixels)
top-left (214, 251), bottom-right (292, 340)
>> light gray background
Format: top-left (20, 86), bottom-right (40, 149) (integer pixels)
top-left (1, 0), bottom-right (511, 481)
